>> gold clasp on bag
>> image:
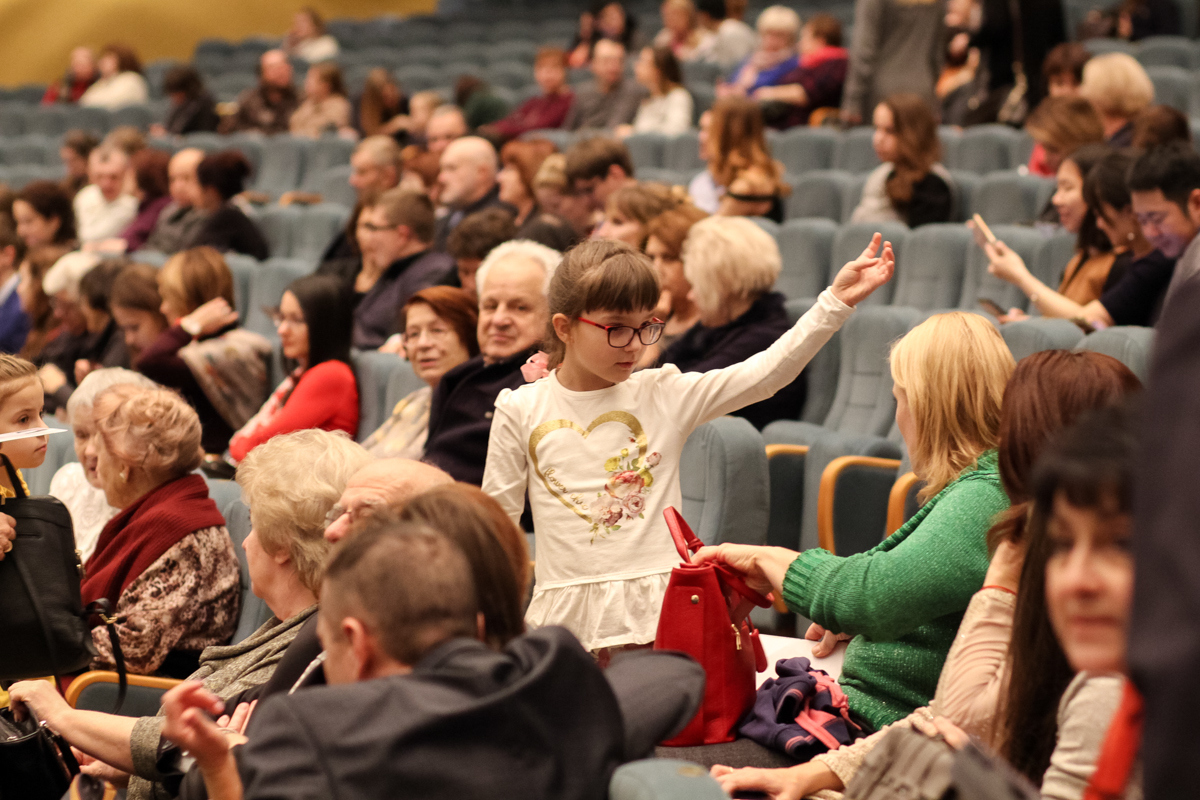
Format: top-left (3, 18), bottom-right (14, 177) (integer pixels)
top-left (732, 624), bottom-right (742, 651)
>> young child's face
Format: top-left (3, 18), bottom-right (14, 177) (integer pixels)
top-left (0, 378), bottom-right (48, 470)
top-left (567, 307), bottom-right (659, 386)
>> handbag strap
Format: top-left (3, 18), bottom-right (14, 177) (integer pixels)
top-left (84, 600), bottom-right (127, 715)
top-left (0, 452), bottom-right (27, 499)
top-left (662, 508), bottom-right (772, 609)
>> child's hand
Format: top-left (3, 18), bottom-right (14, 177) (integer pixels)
top-left (37, 363), bottom-right (67, 394)
top-left (830, 233), bottom-right (895, 307)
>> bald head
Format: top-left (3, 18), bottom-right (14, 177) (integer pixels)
top-left (438, 137), bottom-right (499, 210)
top-left (323, 458), bottom-right (453, 543)
top-left (260, 49), bottom-right (293, 89)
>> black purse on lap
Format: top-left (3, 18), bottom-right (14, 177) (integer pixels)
top-left (0, 706), bottom-right (79, 800)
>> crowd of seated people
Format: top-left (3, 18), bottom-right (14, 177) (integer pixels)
top-left (2, 2), bottom-right (1199, 797)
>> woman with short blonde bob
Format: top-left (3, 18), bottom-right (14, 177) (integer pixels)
top-left (695, 312), bottom-right (1015, 730)
top-left (1079, 53), bottom-right (1154, 148)
top-left (8, 428), bottom-right (371, 800)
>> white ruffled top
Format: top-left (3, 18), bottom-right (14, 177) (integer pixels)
top-left (483, 290), bottom-right (853, 651)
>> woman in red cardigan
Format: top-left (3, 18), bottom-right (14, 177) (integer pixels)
top-left (228, 275), bottom-right (359, 463)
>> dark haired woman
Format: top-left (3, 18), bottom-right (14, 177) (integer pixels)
top-left (986, 148), bottom-right (1176, 327)
top-left (182, 150), bottom-right (269, 260)
top-left (290, 62), bottom-right (352, 139)
top-left (115, 148), bottom-right (172, 252)
top-left (624, 45), bottom-right (693, 136)
top-left (568, 0), bottom-right (641, 68)
top-left (850, 93), bottom-right (953, 228)
top-left (712, 349), bottom-right (1141, 796)
top-left (228, 274), bottom-right (359, 463)
top-left (157, 65), bottom-right (219, 135)
top-left (13, 180), bottom-right (77, 249)
top-left (79, 43), bottom-right (148, 109)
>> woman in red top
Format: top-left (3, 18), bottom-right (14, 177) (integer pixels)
top-left (228, 274), bottom-right (359, 463)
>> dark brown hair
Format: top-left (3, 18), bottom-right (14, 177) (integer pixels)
top-left (606, 182), bottom-right (689, 248)
top-left (400, 286), bottom-right (480, 359)
top-left (79, 260), bottom-right (124, 314)
top-left (646, 45), bottom-right (683, 91)
top-left (1063, 143), bottom-right (1114, 257)
top-left (990, 350), bottom-right (1140, 784)
top-left (359, 68), bottom-right (404, 137)
top-left (708, 96), bottom-right (782, 188)
top-left (645, 204), bottom-right (708, 258)
top-left (101, 43), bottom-right (142, 75)
top-left (400, 147), bottom-right (441, 191)
top-left (310, 61), bottom-right (346, 97)
top-left (111, 262), bottom-right (166, 316)
top-left (132, 149), bottom-right (170, 201)
top-left (17, 245), bottom-right (71, 361)
top-left (446, 207), bottom-right (517, 261)
top-left (197, 150), bottom-right (253, 201)
top-left (1024, 96), bottom-right (1105, 158)
top-left (62, 130), bottom-right (100, 160)
top-left (1042, 42), bottom-right (1090, 85)
top-left (1131, 104), bottom-right (1192, 149)
top-left (564, 137), bottom-right (634, 184)
top-left (158, 246), bottom-right (235, 313)
top-left (163, 65), bottom-right (205, 99)
top-left (544, 239), bottom-right (660, 367)
top-left (399, 484), bottom-right (528, 649)
top-left (805, 13), bottom-right (842, 47)
top-left (880, 93), bottom-right (941, 209)
top-left (16, 180), bottom-right (75, 244)
top-left (372, 187), bottom-right (436, 243)
top-left (501, 139), bottom-right (558, 198)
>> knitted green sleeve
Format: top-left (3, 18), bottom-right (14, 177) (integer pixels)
top-left (781, 478), bottom-right (1006, 641)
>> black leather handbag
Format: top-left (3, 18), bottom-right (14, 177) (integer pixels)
top-left (0, 705), bottom-right (79, 800)
top-left (0, 454), bottom-right (126, 705)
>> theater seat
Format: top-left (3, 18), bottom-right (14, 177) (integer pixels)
top-left (1000, 318), bottom-right (1085, 361)
top-left (609, 759), bottom-right (725, 800)
top-left (679, 416), bottom-right (769, 547)
top-left (252, 135), bottom-right (307, 198)
top-left (302, 137), bottom-right (356, 191)
top-left (956, 125), bottom-right (1020, 174)
top-left (66, 672), bottom-right (180, 718)
top-left (816, 451), bottom-right (903, 555)
top-left (624, 132), bottom-right (668, 171)
top-left (774, 127), bottom-right (836, 174)
top-left (1146, 65), bottom-right (1193, 113)
top-left (245, 258), bottom-right (311, 338)
top-left (351, 350), bottom-right (409, 443)
top-left (958, 224), bottom-right (1046, 313)
top-left (777, 218), bottom-right (837, 301)
top-left (1075, 326), bottom-right (1155, 381)
top-left (257, 204), bottom-right (301, 259)
top-left (829, 220), bottom-right (908, 306)
top-left (20, 418), bottom-right (74, 496)
top-left (318, 164), bottom-right (357, 208)
top-left (970, 172), bottom-right (1054, 224)
top-left (783, 298), bottom-right (841, 425)
top-left (890, 223), bottom-right (971, 310)
top-left (1136, 36), bottom-right (1198, 69)
top-left (225, 498), bottom-right (275, 644)
top-left (763, 306), bottom-right (920, 551)
top-left (785, 170), bottom-right (854, 221)
top-left (664, 130), bottom-right (703, 172)
top-left (831, 126), bottom-right (879, 173)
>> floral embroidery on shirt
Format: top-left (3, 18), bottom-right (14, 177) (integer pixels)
top-left (590, 445), bottom-right (661, 541)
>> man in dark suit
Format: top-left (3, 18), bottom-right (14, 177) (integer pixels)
top-left (162, 518), bottom-right (703, 800)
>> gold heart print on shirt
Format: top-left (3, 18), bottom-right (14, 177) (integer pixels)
top-left (528, 410), bottom-right (662, 542)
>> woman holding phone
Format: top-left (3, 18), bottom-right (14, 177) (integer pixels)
top-left (981, 148), bottom-right (1175, 328)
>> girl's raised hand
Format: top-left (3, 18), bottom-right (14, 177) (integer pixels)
top-left (830, 233), bottom-right (895, 307)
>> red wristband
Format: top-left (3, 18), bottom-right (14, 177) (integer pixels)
top-left (981, 584), bottom-right (1017, 595)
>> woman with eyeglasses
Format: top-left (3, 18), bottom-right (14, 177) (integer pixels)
top-left (135, 248), bottom-right (272, 457)
top-left (228, 274), bottom-right (358, 464)
top-left (655, 215), bottom-right (805, 429)
top-left (362, 287), bottom-right (479, 459)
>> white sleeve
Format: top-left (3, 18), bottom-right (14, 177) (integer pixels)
top-left (662, 89), bottom-right (693, 135)
top-left (481, 389), bottom-right (530, 528)
top-left (664, 289), bottom-right (853, 434)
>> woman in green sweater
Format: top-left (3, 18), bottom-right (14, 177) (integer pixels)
top-left (697, 312), bottom-right (1015, 730)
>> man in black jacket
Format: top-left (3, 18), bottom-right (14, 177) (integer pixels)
top-left (163, 518), bottom-right (704, 800)
top-left (423, 240), bottom-right (562, 485)
top-left (432, 137), bottom-right (513, 253)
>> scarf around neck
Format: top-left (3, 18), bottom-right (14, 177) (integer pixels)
top-left (81, 473), bottom-right (226, 606)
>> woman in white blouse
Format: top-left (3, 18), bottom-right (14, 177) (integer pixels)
top-left (622, 46), bottom-right (694, 137)
top-left (284, 7), bottom-right (340, 63)
top-left (79, 44), bottom-right (148, 110)
top-left (48, 368), bottom-right (155, 562)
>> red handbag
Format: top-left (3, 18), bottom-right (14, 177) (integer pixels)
top-left (655, 507), bottom-right (771, 746)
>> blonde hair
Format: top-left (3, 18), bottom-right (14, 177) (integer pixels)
top-left (532, 153), bottom-right (568, 192)
top-left (92, 385), bottom-right (204, 482)
top-left (756, 5), bottom-right (802, 41)
top-left (889, 313), bottom-right (1015, 501)
top-left (1080, 53), bottom-right (1154, 119)
top-left (236, 429), bottom-right (372, 594)
top-left (0, 354), bottom-right (38, 408)
top-left (681, 216), bottom-right (780, 314)
top-left (158, 247), bottom-right (235, 316)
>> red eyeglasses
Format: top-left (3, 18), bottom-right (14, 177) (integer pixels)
top-left (578, 317), bottom-right (666, 347)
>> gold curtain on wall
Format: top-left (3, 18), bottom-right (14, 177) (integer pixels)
top-left (0, 0), bottom-right (437, 87)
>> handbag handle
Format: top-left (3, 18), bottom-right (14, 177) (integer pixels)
top-left (0, 452), bottom-right (27, 499)
top-left (663, 508), bottom-right (772, 609)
